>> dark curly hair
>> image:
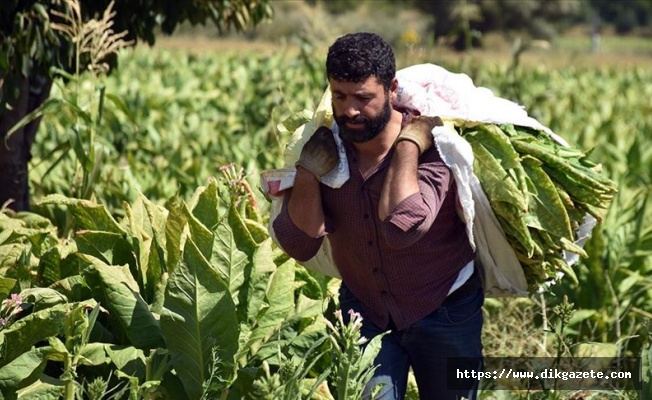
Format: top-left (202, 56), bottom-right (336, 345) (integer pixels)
top-left (326, 32), bottom-right (396, 90)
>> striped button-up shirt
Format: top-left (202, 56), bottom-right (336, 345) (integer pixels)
top-left (273, 141), bottom-right (475, 330)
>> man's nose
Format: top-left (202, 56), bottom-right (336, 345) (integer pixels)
top-left (343, 100), bottom-right (360, 118)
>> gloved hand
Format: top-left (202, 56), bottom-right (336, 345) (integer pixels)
top-left (395, 115), bottom-right (444, 155)
top-left (296, 126), bottom-right (339, 179)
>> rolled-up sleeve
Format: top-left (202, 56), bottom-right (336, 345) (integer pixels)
top-left (381, 163), bottom-right (452, 248)
top-left (272, 202), bottom-right (324, 262)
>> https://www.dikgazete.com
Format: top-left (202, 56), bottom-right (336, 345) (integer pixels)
top-left (447, 357), bottom-right (641, 391)
top-left (456, 367), bottom-right (632, 381)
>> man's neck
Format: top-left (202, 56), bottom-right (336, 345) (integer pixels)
top-left (350, 109), bottom-right (403, 178)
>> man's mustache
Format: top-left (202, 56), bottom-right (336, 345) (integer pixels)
top-left (338, 115), bottom-right (368, 125)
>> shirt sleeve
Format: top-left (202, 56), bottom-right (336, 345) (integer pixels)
top-left (380, 159), bottom-right (452, 249)
top-left (272, 198), bottom-right (325, 262)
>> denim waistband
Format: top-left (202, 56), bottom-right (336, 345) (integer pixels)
top-left (442, 268), bottom-right (482, 306)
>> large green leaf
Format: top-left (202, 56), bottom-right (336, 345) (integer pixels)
top-left (122, 195), bottom-right (167, 304)
top-left (227, 198), bottom-right (274, 325)
top-left (36, 195), bottom-right (125, 234)
top-left (0, 244), bottom-right (27, 277)
top-left (475, 125), bottom-right (524, 171)
top-left (471, 141), bottom-right (535, 256)
top-left (0, 347), bottom-right (49, 398)
top-left (160, 238), bottom-right (239, 400)
top-left (159, 369), bottom-right (190, 400)
top-left (245, 238), bottom-right (277, 325)
top-left (75, 231), bottom-right (136, 270)
top-left (80, 255), bottom-right (164, 349)
top-left (521, 156), bottom-right (574, 239)
top-left (140, 194), bottom-right (169, 258)
top-left (0, 304), bottom-right (68, 368)
top-left (254, 304), bottom-right (327, 367)
top-left (469, 139), bottom-right (528, 212)
top-left (189, 178), bottom-right (221, 230)
top-left (0, 278), bottom-right (16, 299)
top-left (0, 212), bottom-right (57, 256)
top-left (164, 197), bottom-right (187, 277)
top-left (14, 212), bottom-right (53, 230)
top-left (77, 343), bottom-right (110, 367)
top-left (104, 345), bottom-right (146, 378)
top-left (228, 200), bottom-right (258, 256)
top-left (141, 194), bottom-right (169, 302)
top-left (182, 203), bottom-right (214, 260)
top-left (48, 275), bottom-right (90, 303)
top-left (16, 375), bottom-right (64, 400)
top-left (243, 257), bottom-right (295, 356)
top-left (211, 220), bottom-right (248, 313)
top-left (37, 240), bottom-right (78, 285)
top-left (19, 288), bottom-right (68, 312)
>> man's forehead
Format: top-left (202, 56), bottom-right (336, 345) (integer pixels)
top-left (329, 76), bottom-right (383, 93)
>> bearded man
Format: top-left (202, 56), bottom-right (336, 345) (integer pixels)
top-left (273, 32), bottom-right (484, 400)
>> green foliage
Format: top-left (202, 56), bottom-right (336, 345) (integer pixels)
top-left (0, 0), bottom-right (273, 108)
top-left (643, 341), bottom-right (652, 399)
top-left (0, 164), bottom-right (391, 398)
top-left (461, 123), bottom-right (617, 290)
top-left (325, 310), bottom-right (385, 399)
top-left (455, 63), bottom-right (652, 359)
top-left (31, 48), bottom-right (323, 222)
top-left (0, 175), bottom-right (335, 398)
top-left (1, 32), bottom-right (652, 399)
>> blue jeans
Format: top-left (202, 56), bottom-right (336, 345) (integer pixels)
top-left (339, 281), bottom-right (484, 400)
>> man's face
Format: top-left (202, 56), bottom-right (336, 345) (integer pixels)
top-left (330, 76), bottom-right (393, 143)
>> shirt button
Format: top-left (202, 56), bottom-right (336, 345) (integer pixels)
top-left (373, 268), bottom-right (379, 273)
top-left (381, 290), bottom-right (388, 295)
top-left (364, 214), bottom-right (369, 219)
top-left (367, 241), bottom-right (373, 246)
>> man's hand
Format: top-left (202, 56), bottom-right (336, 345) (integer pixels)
top-left (296, 126), bottom-right (339, 179)
top-left (395, 115), bottom-right (444, 155)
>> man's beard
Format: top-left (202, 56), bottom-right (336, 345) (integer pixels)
top-left (335, 99), bottom-right (392, 143)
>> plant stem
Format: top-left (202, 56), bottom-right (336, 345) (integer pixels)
top-left (540, 292), bottom-right (548, 351)
top-left (605, 272), bottom-right (621, 340)
top-left (63, 354), bottom-right (76, 400)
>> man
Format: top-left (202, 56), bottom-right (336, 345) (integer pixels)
top-left (273, 32), bottom-right (483, 399)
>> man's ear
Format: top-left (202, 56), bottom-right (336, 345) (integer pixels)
top-left (389, 78), bottom-right (399, 102)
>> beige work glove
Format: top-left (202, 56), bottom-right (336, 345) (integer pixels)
top-left (395, 115), bottom-right (444, 155)
top-left (296, 126), bottom-right (339, 179)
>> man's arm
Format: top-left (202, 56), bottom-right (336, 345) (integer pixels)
top-left (380, 115), bottom-right (443, 220)
top-left (378, 141), bottom-right (420, 220)
top-left (378, 116), bottom-right (453, 248)
top-left (287, 166), bottom-right (327, 237)
top-left (271, 126), bottom-right (338, 261)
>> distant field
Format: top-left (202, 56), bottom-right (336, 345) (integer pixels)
top-left (151, 33), bottom-right (652, 69)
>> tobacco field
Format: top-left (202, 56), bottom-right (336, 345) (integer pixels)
top-left (1, 46), bottom-right (651, 399)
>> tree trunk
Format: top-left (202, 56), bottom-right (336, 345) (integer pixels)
top-left (0, 73), bottom-right (52, 212)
